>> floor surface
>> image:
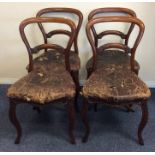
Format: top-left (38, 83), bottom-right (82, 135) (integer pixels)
top-left (0, 85), bottom-right (154, 152)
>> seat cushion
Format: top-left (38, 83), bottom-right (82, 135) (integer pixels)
top-left (86, 50), bottom-right (140, 72)
top-left (83, 66), bottom-right (151, 102)
top-left (7, 66), bottom-right (76, 104)
top-left (27, 50), bottom-right (80, 72)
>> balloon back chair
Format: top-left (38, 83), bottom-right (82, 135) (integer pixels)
top-left (86, 7), bottom-right (140, 77)
top-left (7, 17), bottom-right (77, 144)
top-left (35, 8), bottom-right (83, 111)
top-left (86, 8), bottom-right (140, 112)
top-left (82, 16), bottom-right (151, 145)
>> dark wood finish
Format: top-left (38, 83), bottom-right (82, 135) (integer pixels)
top-left (86, 16), bottom-right (144, 73)
top-left (81, 97), bottom-right (90, 143)
top-left (98, 43), bottom-right (131, 53)
top-left (67, 98), bottom-right (76, 144)
top-left (88, 7), bottom-right (136, 47)
top-left (20, 17), bottom-right (76, 72)
top-left (71, 70), bottom-right (79, 111)
top-left (82, 16), bottom-right (150, 145)
top-left (9, 101), bottom-right (22, 144)
top-left (8, 17), bottom-right (77, 144)
top-left (36, 8), bottom-right (83, 54)
top-left (138, 100), bottom-right (148, 145)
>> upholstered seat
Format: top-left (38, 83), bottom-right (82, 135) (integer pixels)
top-left (83, 66), bottom-right (151, 102)
top-left (27, 50), bottom-right (80, 72)
top-left (86, 50), bottom-right (140, 72)
top-left (7, 66), bottom-right (75, 104)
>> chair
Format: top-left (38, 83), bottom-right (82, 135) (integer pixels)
top-left (86, 7), bottom-right (140, 76)
top-left (7, 17), bottom-right (77, 144)
top-left (82, 16), bottom-right (151, 145)
top-left (34, 8), bottom-right (83, 111)
top-left (86, 7), bottom-right (140, 112)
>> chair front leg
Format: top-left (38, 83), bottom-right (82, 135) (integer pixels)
top-left (9, 100), bottom-right (22, 144)
top-left (138, 100), bottom-right (148, 145)
top-left (67, 98), bottom-right (76, 144)
top-left (81, 97), bottom-right (90, 143)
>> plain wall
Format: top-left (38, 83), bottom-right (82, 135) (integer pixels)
top-left (0, 2), bottom-right (155, 87)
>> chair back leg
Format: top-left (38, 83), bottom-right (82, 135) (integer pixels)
top-left (81, 97), bottom-right (90, 143)
top-left (67, 98), bottom-right (76, 144)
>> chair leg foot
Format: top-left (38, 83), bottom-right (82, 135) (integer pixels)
top-left (82, 132), bottom-right (89, 143)
top-left (33, 106), bottom-right (41, 113)
top-left (139, 138), bottom-right (144, 145)
top-left (9, 101), bottom-right (22, 144)
top-left (81, 97), bottom-right (90, 143)
top-left (67, 99), bottom-right (76, 144)
top-left (138, 100), bottom-right (148, 145)
top-left (126, 104), bottom-right (134, 112)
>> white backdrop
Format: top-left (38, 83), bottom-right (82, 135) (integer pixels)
top-left (0, 2), bottom-right (155, 87)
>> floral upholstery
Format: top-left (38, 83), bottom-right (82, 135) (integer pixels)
top-left (86, 50), bottom-right (140, 72)
top-left (7, 59), bottom-right (76, 104)
top-left (83, 66), bottom-right (151, 102)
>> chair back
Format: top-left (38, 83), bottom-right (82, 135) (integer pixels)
top-left (19, 17), bottom-right (76, 72)
top-left (86, 16), bottom-right (145, 72)
top-left (88, 8), bottom-right (136, 47)
top-left (36, 8), bottom-right (83, 53)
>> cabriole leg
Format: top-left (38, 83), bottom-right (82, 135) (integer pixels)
top-left (9, 100), bottom-right (22, 144)
top-left (138, 100), bottom-right (148, 145)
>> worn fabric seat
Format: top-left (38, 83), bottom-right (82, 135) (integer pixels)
top-left (27, 50), bottom-right (80, 72)
top-left (7, 64), bottom-right (75, 104)
top-left (83, 66), bottom-right (151, 102)
top-left (86, 50), bottom-right (140, 73)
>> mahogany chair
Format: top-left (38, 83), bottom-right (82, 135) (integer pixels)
top-left (34, 8), bottom-right (83, 111)
top-left (86, 7), bottom-right (140, 112)
top-left (86, 7), bottom-right (140, 77)
top-left (7, 17), bottom-right (77, 144)
top-left (82, 16), bottom-right (151, 145)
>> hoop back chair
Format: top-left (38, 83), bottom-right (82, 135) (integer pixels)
top-left (7, 17), bottom-right (77, 144)
top-left (82, 16), bottom-right (151, 145)
top-left (36, 8), bottom-right (83, 90)
top-left (34, 8), bottom-right (83, 111)
top-left (87, 8), bottom-right (140, 112)
top-left (86, 8), bottom-right (140, 77)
